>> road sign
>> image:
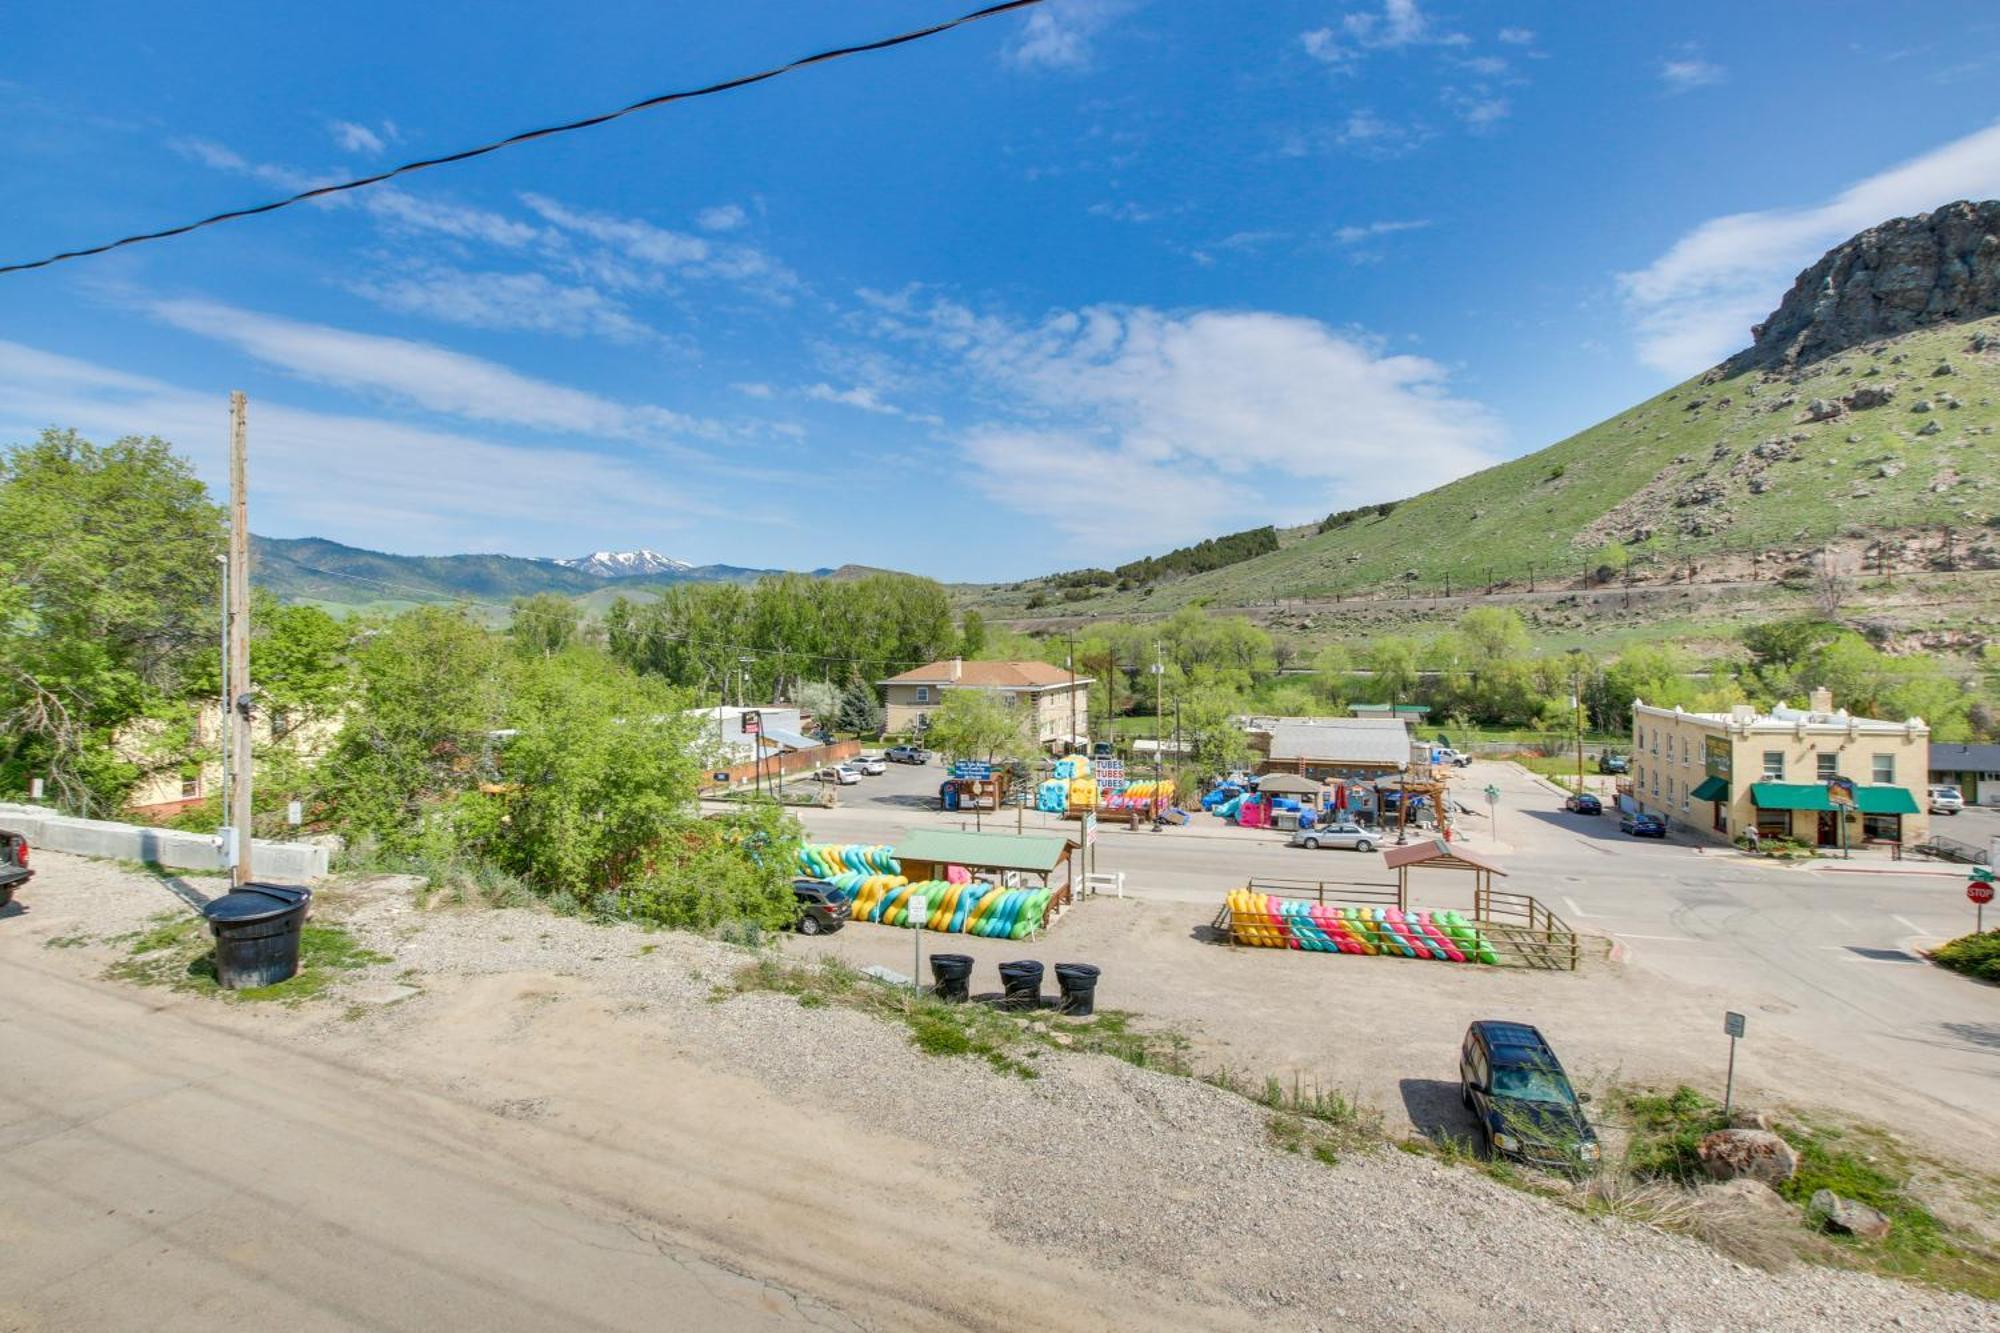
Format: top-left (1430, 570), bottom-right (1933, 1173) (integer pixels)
top-left (1723, 1011), bottom-right (1746, 1038)
top-left (1722, 1011), bottom-right (1746, 1114)
top-left (1972, 866), bottom-right (1996, 883)
top-left (712, 770), bottom-right (730, 783)
top-left (740, 710), bottom-right (761, 736)
top-left (1082, 812), bottom-right (1098, 847)
top-left (1483, 784), bottom-right (1499, 804)
top-left (1971, 882), bottom-right (1995, 905)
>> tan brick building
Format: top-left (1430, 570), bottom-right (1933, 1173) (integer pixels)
top-left (1631, 688), bottom-right (1929, 849)
top-left (877, 659), bottom-right (1091, 750)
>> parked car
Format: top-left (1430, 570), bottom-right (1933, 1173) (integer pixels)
top-left (1459, 1020), bottom-right (1598, 1172)
top-left (815, 765), bottom-right (861, 785)
top-left (1563, 793), bottom-right (1603, 816)
top-left (1619, 810), bottom-right (1666, 838)
top-left (1928, 785), bottom-right (1965, 815)
top-left (885, 745), bottom-right (930, 765)
top-left (1287, 822), bottom-right (1378, 853)
top-left (1597, 752), bottom-right (1630, 775)
top-left (850, 754), bottom-right (887, 776)
top-left (0, 829), bottom-right (30, 911)
top-left (791, 878), bottom-right (850, 936)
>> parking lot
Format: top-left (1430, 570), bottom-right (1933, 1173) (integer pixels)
top-left (782, 755), bottom-right (2000, 1163)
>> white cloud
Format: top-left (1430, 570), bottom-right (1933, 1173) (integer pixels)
top-left (804, 383), bottom-right (902, 415)
top-left (522, 193), bottom-right (799, 299)
top-left (1301, 0), bottom-right (1458, 71)
top-left (1443, 88), bottom-right (1510, 129)
top-left (1332, 218), bottom-right (1431, 244)
top-left (329, 120), bottom-right (389, 155)
top-left (1005, 0), bottom-right (1127, 72)
top-left (1087, 200), bottom-right (1159, 223)
top-left (732, 381), bottom-right (775, 399)
top-left (146, 298), bottom-right (710, 443)
top-left (696, 203), bottom-right (747, 232)
top-left (1617, 120), bottom-right (2000, 375)
top-left (1660, 58), bottom-right (1725, 92)
top-left (364, 189), bottom-right (541, 247)
top-left (1497, 27), bottom-right (1535, 45)
top-left (857, 295), bottom-right (1502, 556)
top-left (348, 265), bottom-right (657, 343)
top-left (0, 340), bottom-right (728, 555)
top-left (1333, 108), bottom-right (1434, 157)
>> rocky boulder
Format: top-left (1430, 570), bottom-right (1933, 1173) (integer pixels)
top-left (1809, 1189), bottom-right (1892, 1240)
top-left (1845, 384), bottom-right (1897, 410)
top-left (1742, 200), bottom-right (2000, 369)
top-left (1697, 1128), bottom-right (1800, 1186)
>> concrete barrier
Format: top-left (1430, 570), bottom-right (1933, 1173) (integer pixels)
top-left (0, 804), bottom-right (329, 881)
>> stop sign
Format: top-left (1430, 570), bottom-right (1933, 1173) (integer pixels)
top-left (1971, 882), bottom-right (1996, 906)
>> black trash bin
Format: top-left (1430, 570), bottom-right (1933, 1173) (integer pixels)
top-left (201, 883), bottom-right (312, 990)
top-left (929, 953), bottom-right (974, 1003)
top-left (998, 959), bottom-right (1044, 1011)
top-left (1055, 963), bottom-right (1101, 1017)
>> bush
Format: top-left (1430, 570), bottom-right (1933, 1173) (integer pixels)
top-left (1931, 929), bottom-right (2000, 983)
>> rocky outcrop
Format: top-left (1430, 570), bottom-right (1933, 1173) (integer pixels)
top-left (1697, 1129), bottom-right (1800, 1186)
top-left (1741, 200), bottom-right (2000, 369)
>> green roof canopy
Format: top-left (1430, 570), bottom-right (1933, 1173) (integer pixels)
top-left (1749, 783), bottom-right (1833, 812)
top-left (1852, 786), bottom-right (1920, 815)
top-left (1689, 775), bottom-right (1730, 802)
top-left (895, 828), bottom-right (1070, 874)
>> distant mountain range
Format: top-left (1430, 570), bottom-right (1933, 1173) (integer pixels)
top-left (552, 549), bottom-right (694, 578)
top-left (252, 535), bottom-right (805, 605)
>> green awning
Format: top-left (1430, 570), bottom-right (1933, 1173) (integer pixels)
top-left (1690, 776), bottom-right (1730, 802)
top-left (1851, 786), bottom-right (1919, 815)
top-left (1749, 783), bottom-right (1833, 812)
top-left (894, 828), bottom-right (1070, 873)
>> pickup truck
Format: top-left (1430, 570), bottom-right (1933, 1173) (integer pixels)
top-left (0, 829), bottom-right (31, 911)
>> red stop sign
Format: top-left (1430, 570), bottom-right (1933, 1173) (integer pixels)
top-left (1971, 882), bottom-right (1996, 906)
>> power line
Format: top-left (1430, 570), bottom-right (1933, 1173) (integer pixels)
top-left (0, 0), bottom-right (1047, 277)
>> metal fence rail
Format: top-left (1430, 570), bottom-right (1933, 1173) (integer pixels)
top-left (1914, 834), bottom-right (1991, 865)
top-left (1225, 880), bottom-right (1580, 971)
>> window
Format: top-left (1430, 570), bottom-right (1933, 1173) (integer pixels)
top-left (1816, 753), bottom-right (1838, 781)
top-left (1649, 729), bottom-right (1658, 755)
top-left (1871, 753), bottom-right (1894, 784)
top-left (914, 686), bottom-right (931, 704)
top-left (1761, 751), bottom-right (1785, 780)
top-left (180, 775), bottom-right (200, 800)
top-left (1756, 808), bottom-right (1790, 838)
top-left (1863, 812), bottom-right (1902, 842)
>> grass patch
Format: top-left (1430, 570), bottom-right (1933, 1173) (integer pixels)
top-left (1930, 929), bottom-right (2000, 984)
top-left (106, 910), bottom-right (389, 1005)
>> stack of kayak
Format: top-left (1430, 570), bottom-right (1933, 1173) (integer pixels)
top-left (796, 843), bottom-right (900, 879)
top-left (1224, 890), bottom-right (1499, 964)
top-left (848, 877), bottom-right (1054, 939)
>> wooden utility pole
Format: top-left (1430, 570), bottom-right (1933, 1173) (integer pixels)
top-left (227, 392), bottom-right (254, 886)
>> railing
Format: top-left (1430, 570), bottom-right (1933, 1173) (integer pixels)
top-left (1246, 877), bottom-right (1402, 908)
top-left (1913, 834), bottom-right (1990, 865)
top-left (1226, 879), bottom-right (1581, 971)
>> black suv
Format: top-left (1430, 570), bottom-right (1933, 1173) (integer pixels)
top-left (1459, 1021), bottom-right (1598, 1172)
top-left (0, 829), bottom-right (29, 911)
top-left (792, 878), bottom-right (851, 936)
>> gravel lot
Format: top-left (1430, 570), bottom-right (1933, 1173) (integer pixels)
top-left (10, 852), bottom-right (1995, 1331)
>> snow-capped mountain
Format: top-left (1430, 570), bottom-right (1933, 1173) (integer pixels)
top-left (552, 549), bottom-right (696, 579)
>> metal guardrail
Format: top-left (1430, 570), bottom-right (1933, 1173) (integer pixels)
top-left (1913, 834), bottom-right (1991, 865)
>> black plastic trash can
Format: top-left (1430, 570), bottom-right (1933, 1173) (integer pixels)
top-left (1055, 963), bottom-right (1101, 1017)
top-left (201, 883), bottom-right (311, 989)
top-left (998, 959), bottom-right (1044, 1011)
top-left (929, 953), bottom-right (974, 1003)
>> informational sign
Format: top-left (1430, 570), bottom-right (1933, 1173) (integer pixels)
top-left (1721, 1011), bottom-right (1746, 1113)
top-left (1704, 735), bottom-right (1731, 780)
top-left (712, 770), bottom-right (730, 783)
top-left (739, 710), bottom-right (761, 736)
top-left (1723, 1011), bottom-right (1747, 1038)
top-left (954, 761), bottom-right (993, 780)
top-left (906, 894), bottom-right (928, 925)
top-left (1095, 759), bottom-right (1126, 783)
top-left (286, 800), bottom-right (303, 827)
top-left (1825, 774), bottom-right (1856, 808)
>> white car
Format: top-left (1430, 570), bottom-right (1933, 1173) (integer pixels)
top-left (1928, 785), bottom-right (1965, 815)
top-left (815, 765), bottom-right (861, 786)
top-left (850, 755), bottom-right (887, 776)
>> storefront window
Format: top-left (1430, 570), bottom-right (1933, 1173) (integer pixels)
top-left (1756, 808), bottom-right (1790, 838)
top-left (1862, 812), bottom-right (1902, 842)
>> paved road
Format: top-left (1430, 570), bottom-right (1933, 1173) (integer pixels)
top-left (795, 755), bottom-right (2000, 1153)
top-left (0, 954), bottom-right (852, 1332)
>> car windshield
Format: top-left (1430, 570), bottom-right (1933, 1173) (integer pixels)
top-left (1491, 1065), bottom-right (1575, 1104)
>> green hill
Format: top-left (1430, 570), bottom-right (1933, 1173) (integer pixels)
top-left (979, 201), bottom-right (2000, 620)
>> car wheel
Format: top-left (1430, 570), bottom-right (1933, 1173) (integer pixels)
top-left (1461, 1082), bottom-right (1473, 1110)
top-left (1355, 840), bottom-right (1374, 853)
top-left (1303, 838), bottom-right (1319, 850)
top-left (797, 915), bottom-right (822, 936)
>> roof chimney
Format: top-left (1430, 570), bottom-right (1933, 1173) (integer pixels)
top-left (949, 657), bottom-right (962, 681)
top-left (1808, 686), bottom-right (1833, 715)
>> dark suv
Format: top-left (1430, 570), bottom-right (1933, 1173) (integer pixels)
top-left (1459, 1021), bottom-right (1599, 1172)
top-left (792, 878), bottom-right (850, 936)
top-left (0, 829), bottom-right (29, 911)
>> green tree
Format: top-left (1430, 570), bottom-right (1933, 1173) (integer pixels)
top-left (1309, 643), bottom-right (1353, 704)
top-left (0, 429), bottom-right (223, 812)
top-left (1367, 636), bottom-right (1420, 707)
top-left (793, 679), bottom-right (841, 726)
top-left (958, 609), bottom-right (988, 658)
top-left (836, 681), bottom-right (884, 735)
top-left (321, 606), bottom-right (505, 851)
top-left (924, 689), bottom-right (1034, 765)
top-left (509, 593), bottom-right (582, 658)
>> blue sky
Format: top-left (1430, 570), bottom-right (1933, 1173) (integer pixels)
top-left (4, 0), bottom-right (2000, 580)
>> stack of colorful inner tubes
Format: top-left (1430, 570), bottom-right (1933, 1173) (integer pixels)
top-left (1223, 890), bottom-right (1495, 963)
top-left (796, 843), bottom-right (901, 879)
top-left (846, 878), bottom-right (1054, 938)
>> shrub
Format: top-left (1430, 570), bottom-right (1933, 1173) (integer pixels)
top-left (1931, 929), bottom-right (2000, 983)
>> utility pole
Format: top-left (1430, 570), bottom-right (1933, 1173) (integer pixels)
top-left (1573, 667), bottom-right (1586, 796)
top-left (1067, 631), bottom-right (1078, 755)
top-left (1150, 645), bottom-right (1165, 824)
top-left (227, 392), bottom-right (253, 886)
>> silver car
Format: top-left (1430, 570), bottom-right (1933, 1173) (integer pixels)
top-left (1288, 822), bottom-right (1378, 852)
top-left (851, 754), bottom-right (887, 776)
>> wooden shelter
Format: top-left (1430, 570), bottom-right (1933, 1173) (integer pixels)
top-left (1382, 837), bottom-right (1507, 905)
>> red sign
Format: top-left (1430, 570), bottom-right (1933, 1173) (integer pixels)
top-left (740, 710), bottom-right (761, 736)
top-left (1971, 882), bottom-right (1995, 906)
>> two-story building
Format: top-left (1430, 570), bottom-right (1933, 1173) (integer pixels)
top-left (1631, 688), bottom-right (1929, 849)
top-left (877, 659), bottom-right (1092, 751)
